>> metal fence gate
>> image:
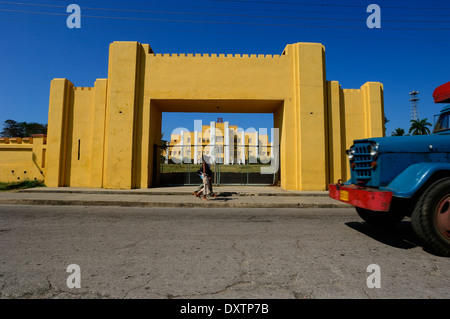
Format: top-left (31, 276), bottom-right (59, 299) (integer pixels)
top-left (155, 144), bottom-right (279, 186)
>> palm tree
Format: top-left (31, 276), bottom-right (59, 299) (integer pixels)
top-left (160, 133), bottom-right (168, 149)
top-left (160, 133), bottom-right (169, 163)
top-left (409, 118), bottom-right (432, 136)
top-left (384, 115), bottom-right (390, 136)
top-left (391, 128), bottom-right (405, 136)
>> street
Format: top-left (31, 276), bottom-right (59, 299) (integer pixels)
top-left (0, 205), bottom-right (448, 299)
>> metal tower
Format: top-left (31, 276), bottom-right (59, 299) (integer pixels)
top-left (409, 90), bottom-right (420, 121)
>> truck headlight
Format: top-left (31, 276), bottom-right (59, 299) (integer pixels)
top-left (346, 146), bottom-right (355, 161)
top-left (368, 144), bottom-right (379, 159)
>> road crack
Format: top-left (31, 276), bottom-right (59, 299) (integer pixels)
top-left (121, 276), bottom-right (158, 299)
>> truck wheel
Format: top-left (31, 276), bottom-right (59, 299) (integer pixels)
top-left (411, 178), bottom-right (450, 257)
top-left (356, 199), bottom-right (406, 227)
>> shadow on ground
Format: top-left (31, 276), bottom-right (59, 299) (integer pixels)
top-left (216, 192), bottom-right (238, 197)
top-left (345, 220), bottom-right (422, 250)
top-left (191, 192), bottom-right (237, 202)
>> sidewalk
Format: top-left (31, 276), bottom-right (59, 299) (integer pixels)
top-left (0, 186), bottom-right (351, 209)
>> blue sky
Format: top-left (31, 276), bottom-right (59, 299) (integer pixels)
top-left (0, 0), bottom-right (449, 139)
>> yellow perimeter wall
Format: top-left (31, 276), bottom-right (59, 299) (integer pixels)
top-left (0, 41), bottom-right (385, 190)
top-left (0, 135), bottom-right (47, 183)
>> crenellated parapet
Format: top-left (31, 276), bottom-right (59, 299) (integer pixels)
top-left (149, 53), bottom-right (283, 58)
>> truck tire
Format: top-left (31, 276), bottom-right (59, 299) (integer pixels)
top-left (411, 178), bottom-right (450, 257)
top-left (356, 198), bottom-right (407, 227)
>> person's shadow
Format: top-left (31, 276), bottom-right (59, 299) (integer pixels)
top-left (210, 192), bottom-right (238, 202)
top-left (217, 192), bottom-right (237, 197)
top-left (345, 219), bottom-right (422, 250)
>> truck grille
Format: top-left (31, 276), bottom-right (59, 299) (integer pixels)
top-left (354, 145), bottom-right (373, 180)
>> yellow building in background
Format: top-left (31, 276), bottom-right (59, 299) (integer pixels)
top-left (166, 120), bottom-right (272, 164)
top-left (0, 41), bottom-right (385, 190)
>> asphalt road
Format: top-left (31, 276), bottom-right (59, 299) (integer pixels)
top-left (0, 205), bottom-right (448, 299)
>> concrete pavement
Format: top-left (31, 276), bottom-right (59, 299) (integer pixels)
top-left (0, 186), bottom-right (351, 209)
top-left (1, 205), bottom-right (448, 299)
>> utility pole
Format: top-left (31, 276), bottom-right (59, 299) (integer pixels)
top-left (409, 90), bottom-right (420, 121)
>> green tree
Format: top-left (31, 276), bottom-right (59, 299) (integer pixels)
top-left (0, 120), bottom-right (47, 137)
top-left (391, 128), bottom-right (405, 136)
top-left (23, 122), bottom-right (47, 137)
top-left (409, 118), bottom-right (432, 136)
top-left (1, 120), bottom-right (23, 137)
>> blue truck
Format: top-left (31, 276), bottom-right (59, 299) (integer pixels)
top-left (329, 82), bottom-right (450, 256)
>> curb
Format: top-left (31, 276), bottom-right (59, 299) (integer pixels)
top-left (18, 189), bottom-right (329, 197)
top-left (0, 199), bottom-right (351, 209)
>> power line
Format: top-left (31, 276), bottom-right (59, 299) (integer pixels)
top-left (1, 5), bottom-right (450, 30)
top-left (1, 13), bottom-right (449, 44)
top-left (1, 1), bottom-right (450, 23)
top-left (210, 0), bottom-right (450, 10)
top-left (4, 0), bottom-right (450, 18)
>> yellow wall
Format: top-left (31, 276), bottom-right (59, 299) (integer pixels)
top-left (45, 78), bottom-right (108, 188)
top-left (0, 41), bottom-right (385, 191)
top-left (327, 81), bottom-right (385, 181)
top-left (0, 136), bottom-right (47, 183)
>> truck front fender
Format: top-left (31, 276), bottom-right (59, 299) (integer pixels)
top-left (380, 163), bottom-right (450, 198)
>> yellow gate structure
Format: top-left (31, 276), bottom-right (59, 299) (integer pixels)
top-left (0, 41), bottom-right (385, 191)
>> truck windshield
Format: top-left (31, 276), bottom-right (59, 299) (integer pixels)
top-left (434, 112), bottom-right (450, 133)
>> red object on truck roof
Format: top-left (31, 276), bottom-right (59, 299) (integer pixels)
top-left (433, 82), bottom-right (450, 103)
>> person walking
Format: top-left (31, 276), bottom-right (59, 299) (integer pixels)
top-left (193, 156), bottom-right (217, 200)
